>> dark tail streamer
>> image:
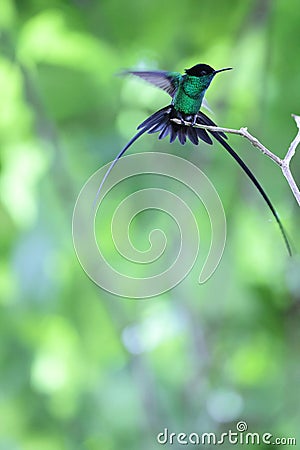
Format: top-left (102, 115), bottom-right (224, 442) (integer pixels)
top-left (92, 128), bottom-right (147, 212)
top-left (207, 125), bottom-right (292, 256)
top-left (196, 111), bottom-right (292, 256)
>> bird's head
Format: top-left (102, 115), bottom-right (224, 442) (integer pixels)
top-left (185, 63), bottom-right (232, 86)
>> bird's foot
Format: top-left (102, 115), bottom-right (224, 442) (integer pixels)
top-left (191, 116), bottom-right (197, 126)
top-left (176, 112), bottom-right (186, 125)
top-left (184, 114), bottom-right (197, 126)
top-left (176, 112), bottom-right (197, 126)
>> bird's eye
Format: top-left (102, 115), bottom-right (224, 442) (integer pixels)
top-left (200, 70), bottom-right (207, 75)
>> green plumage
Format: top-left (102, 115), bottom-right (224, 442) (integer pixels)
top-left (173, 74), bottom-right (212, 114)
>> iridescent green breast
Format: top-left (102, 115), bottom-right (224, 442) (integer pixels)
top-left (173, 74), bottom-right (212, 114)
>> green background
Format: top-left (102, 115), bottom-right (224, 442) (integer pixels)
top-left (0, 0), bottom-right (299, 449)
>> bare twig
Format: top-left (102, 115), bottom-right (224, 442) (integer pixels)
top-left (281, 115), bottom-right (300, 205)
top-left (171, 115), bottom-right (300, 206)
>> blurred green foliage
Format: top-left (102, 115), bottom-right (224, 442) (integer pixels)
top-left (0, 0), bottom-right (300, 449)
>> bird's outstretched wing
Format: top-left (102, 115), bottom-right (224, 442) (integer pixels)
top-left (121, 70), bottom-right (213, 113)
top-left (121, 70), bottom-right (181, 98)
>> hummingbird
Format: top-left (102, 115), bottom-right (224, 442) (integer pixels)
top-left (95, 63), bottom-right (292, 256)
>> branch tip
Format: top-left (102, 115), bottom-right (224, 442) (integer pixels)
top-left (170, 115), bottom-right (300, 205)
